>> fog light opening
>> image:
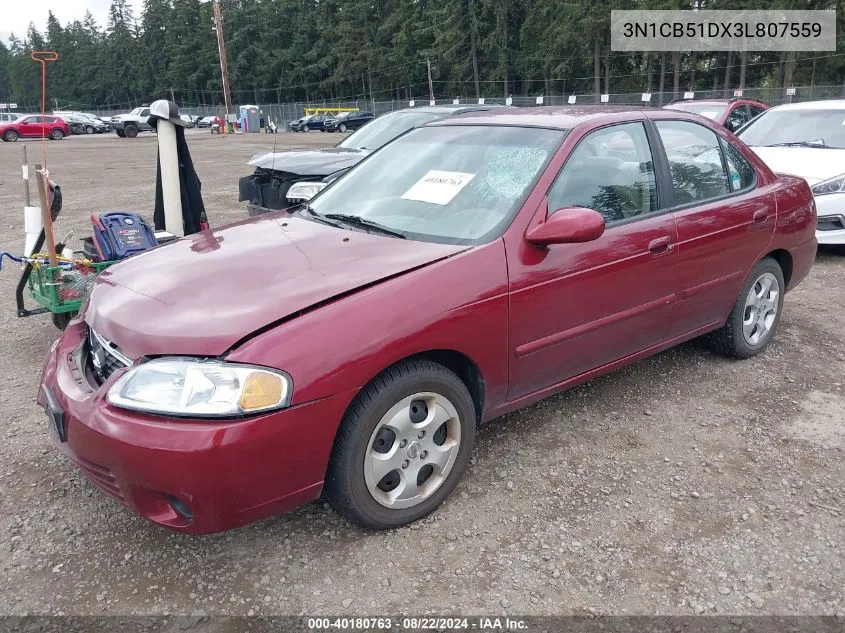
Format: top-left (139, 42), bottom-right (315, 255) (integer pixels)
top-left (165, 495), bottom-right (194, 523)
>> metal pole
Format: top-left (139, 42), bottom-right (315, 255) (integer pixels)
top-left (427, 58), bottom-right (434, 102)
top-left (213, 0), bottom-right (233, 123)
top-left (22, 145), bottom-right (30, 207)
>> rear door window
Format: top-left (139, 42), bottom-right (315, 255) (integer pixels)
top-left (656, 120), bottom-right (733, 206)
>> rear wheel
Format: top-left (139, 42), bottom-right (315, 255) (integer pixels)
top-left (86, 126), bottom-right (94, 134)
top-left (3, 129), bottom-right (19, 142)
top-left (50, 128), bottom-right (64, 140)
top-left (707, 257), bottom-right (785, 359)
top-left (123, 124), bottom-right (138, 138)
top-left (116, 130), bottom-right (125, 137)
top-left (325, 360), bottom-right (476, 529)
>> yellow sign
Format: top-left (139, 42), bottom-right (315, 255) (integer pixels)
top-left (303, 107), bottom-right (359, 116)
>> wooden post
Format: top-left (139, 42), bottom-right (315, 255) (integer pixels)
top-left (35, 168), bottom-right (58, 267)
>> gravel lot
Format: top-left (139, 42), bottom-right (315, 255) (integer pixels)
top-left (0, 131), bottom-right (842, 618)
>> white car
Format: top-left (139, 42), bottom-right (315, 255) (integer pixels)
top-left (738, 100), bottom-right (845, 245)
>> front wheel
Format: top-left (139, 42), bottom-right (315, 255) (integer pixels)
top-left (123, 124), bottom-right (138, 138)
top-left (707, 257), bottom-right (785, 359)
top-left (3, 129), bottom-right (19, 142)
top-left (325, 360), bottom-right (476, 529)
top-left (116, 130), bottom-right (125, 137)
top-left (86, 126), bottom-right (94, 134)
top-left (339, 123), bottom-right (347, 133)
top-left (52, 311), bottom-right (73, 330)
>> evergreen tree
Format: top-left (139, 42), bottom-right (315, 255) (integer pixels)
top-left (0, 0), bottom-right (843, 109)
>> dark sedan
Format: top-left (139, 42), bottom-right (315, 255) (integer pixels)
top-left (240, 105), bottom-right (504, 215)
top-left (290, 114), bottom-right (329, 132)
top-left (324, 111), bottom-right (374, 132)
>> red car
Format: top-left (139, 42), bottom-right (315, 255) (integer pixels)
top-left (663, 97), bottom-right (769, 133)
top-left (38, 107), bottom-right (817, 534)
top-left (0, 114), bottom-right (70, 142)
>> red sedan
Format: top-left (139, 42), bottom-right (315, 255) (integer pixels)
top-left (38, 107), bottom-right (817, 533)
top-left (663, 97), bottom-right (769, 133)
top-left (0, 114), bottom-right (70, 142)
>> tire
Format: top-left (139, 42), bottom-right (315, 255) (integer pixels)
top-left (3, 129), bottom-right (19, 142)
top-left (707, 257), bottom-right (785, 359)
top-left (52, 311), bottom-right (73, 331)
top-left (116, 130), bottom-right (125, 137)
top-left (305, 126), bottom-right (310, 132)
top-left (123, 124), bottom-right (138, 138)
top-left (339, 123), bottom-right (347, 133)
top-left (86, 126), bottom-right (94, 134)
top-left (325, 359), bottom-right (476, 529)
top-left (50, 128), bottom-right (64, 140)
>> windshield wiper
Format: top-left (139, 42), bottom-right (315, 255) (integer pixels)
top-left (298, 203), bottom-right (344, 228)
top-left (323, 213), bottom-right (406, 239)
top-left (765, 140), bottom-right (834, 148)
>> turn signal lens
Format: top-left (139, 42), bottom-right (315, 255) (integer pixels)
top-left (240, 371), bottom-right (285, 411)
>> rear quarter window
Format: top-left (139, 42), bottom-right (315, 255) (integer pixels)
top-left (720, 140), bottom-right (756, 192)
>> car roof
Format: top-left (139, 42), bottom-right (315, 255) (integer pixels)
top-left (666, 99), bottom-right (730, 105)
top-left (768, 99), bottom-right (845, 111)
top-left (431, 105), bottom-right (650, 130)
top-left (665, 98), bottom-right (765, 106)
top-left (390, 104), bottom-right (507, 115)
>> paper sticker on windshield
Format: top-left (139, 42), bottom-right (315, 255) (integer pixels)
top-left (401, 170), bottom-right (475, 205)
top-left (700, 110), bottom-right (720, 120)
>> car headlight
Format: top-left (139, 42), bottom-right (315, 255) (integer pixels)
top-left (106, 358), bottom-right (291, 417)
top-left (286, 181), bottom-right (327, 201)
top-left (811, 174), bottom-right (845, 196)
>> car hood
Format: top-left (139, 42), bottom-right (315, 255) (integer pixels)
top-left (747, 146), bottom-right (845, 185)
top-left (248, 147), bottom-right (369, 175)
top-left (84, 213), bottom-right (467, 359)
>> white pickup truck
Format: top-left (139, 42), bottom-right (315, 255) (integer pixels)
top-left (111, 107), bottom-right (154, 138)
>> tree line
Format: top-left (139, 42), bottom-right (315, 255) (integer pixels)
top-left (0, 0), bottom-right (843, 112)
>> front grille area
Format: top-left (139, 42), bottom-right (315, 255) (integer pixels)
top-left (73, 455), bottom-right (125, 503)
top-left (818, 215), bottom-right (845, 231)
top-left (86, 327), bottom-right (132, 385)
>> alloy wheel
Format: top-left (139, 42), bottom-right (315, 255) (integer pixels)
top-left (742, 272), bottom-right (779, 345)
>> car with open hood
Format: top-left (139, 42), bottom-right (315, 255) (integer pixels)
top-left (239, 105), bottom-right (504, 215)
top-left (737, 99), bottom-right (845, 246)
top-left (39, 106), bottom-right (816, 534)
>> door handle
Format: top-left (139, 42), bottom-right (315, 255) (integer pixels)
top-left (648, 236), bottom-right (673, 255)
top-left (753, 209), bottom-right (769, 223)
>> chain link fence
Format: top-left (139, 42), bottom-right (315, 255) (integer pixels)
top-left (4, 84), bottom-right (844, 131)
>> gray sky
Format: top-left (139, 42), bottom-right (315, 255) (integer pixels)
top-left (2, 0), bottom-right (129, 45)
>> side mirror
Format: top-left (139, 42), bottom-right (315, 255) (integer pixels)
top-left (525, 206), bottom-right (605, 246)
